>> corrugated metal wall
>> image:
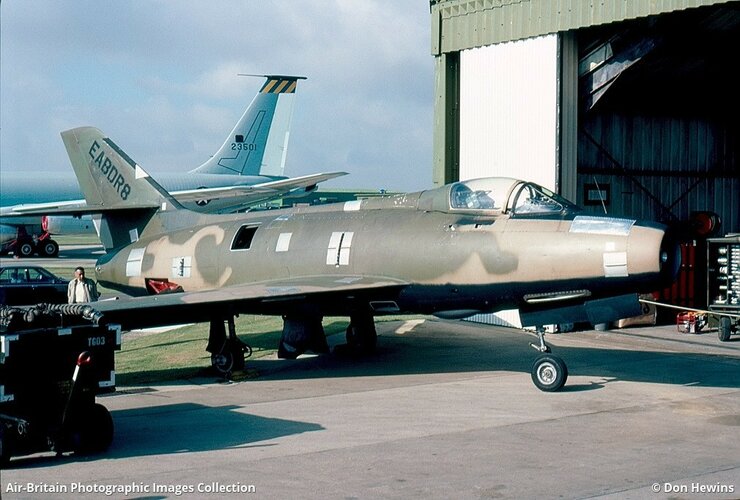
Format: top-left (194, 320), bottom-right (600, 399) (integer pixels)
top-left (432, 0), bottom-right (735, 54)
top-left (459, 34), bottom-right (558, 189)
top-left (578, 113), bottom-right (740, 232)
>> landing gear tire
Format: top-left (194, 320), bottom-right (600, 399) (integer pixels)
top-left (211, 352), bottom-right (234, 374)
top-left (718, 316), bottom-right (732, 342)
top-left (70, 403), bottom-right (114, 455)
top-left (38, 239), bottom-right (59, 257)
top-left (0, 426), bottom-right (12, 468)
top-left (208, 317), bottom-right (252, 374)
top-left (18, 241), bottom-right (34, 258)
top-left (531, 354), bottom-right (568, 392)
top-left (211, 338), bottom-right (251, 374)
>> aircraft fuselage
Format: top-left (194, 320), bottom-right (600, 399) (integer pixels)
top-left (95, 184), bottom-right (676, 321)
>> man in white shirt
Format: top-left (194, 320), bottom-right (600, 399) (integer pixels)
top-left (67, 266), bottom-right (100, 303)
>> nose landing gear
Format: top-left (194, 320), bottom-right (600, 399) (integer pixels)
top-left (529, 328), bottom-right (568, 392)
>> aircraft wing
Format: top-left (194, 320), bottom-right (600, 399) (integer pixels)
top-left (2, 199), bottom-right (90, 215)
top-left (2, 172), bottom-right (348, 217)
top-left (171, 172), bottom-right (348, 205)
top-left (90, 275), bottom-right (408, 331)
top-left (2, 201), bottom-right (159, 217)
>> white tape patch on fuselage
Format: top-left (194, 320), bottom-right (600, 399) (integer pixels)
top-left (276, 232), bottom-right (292, 252)
top-left (343, 200), bottom-right (362, 211)
top-left (126, 247), bottom-right (145, 277)
top-left (603, 251), bottom-right (628, 277)
top-left (327, 231), bottom-right (354, 266)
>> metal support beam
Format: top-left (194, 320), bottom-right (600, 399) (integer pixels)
top-left (558, 32), bottom-right (579, 202)
top-left (433, 51), bottom-right (460, 186)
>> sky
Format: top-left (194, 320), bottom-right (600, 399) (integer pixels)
top-left (0, 0), bottom-right (434, 193)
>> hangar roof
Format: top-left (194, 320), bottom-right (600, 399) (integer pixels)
top-left (431, 0), bottom-right (737, 54)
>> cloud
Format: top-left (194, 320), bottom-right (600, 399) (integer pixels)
top-left (188, 63), bottom-right (255, 100)
top-left (0, 0), bottom-right (433, 191)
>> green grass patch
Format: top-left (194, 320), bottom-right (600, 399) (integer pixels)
top-left (115, 315), bottom-right (423, 386)
top-left (53, 234), bottom-right (102, 246)
top-left (115, 315), bottom-right (289, 386)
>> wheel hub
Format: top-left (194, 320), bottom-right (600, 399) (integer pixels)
top-left (537, 362), bottom-right (557, 385)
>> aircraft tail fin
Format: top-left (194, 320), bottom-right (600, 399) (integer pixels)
top-left (61, 127), bottom-right (187, 250)
top-left (190, 74), bottom-right (306, 177)
top-left (61, 127), bottom-right (183, 210)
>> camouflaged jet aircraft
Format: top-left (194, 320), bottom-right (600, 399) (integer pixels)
top-left (27, 126), bottom-right (679, 392)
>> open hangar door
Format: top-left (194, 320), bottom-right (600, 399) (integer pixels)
top-left (432, 1), bottom-right (737, 324)
top-left (576, 4), bottom-right (740, 310)
top-left (577, 5), bottom-right (739, 229)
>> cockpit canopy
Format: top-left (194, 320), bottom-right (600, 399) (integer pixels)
top-left (446, 177), bottom-right (579, 217)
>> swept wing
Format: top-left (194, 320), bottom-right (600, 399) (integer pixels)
top-left (3, 171), bottom-right (347, 217)
top-left (89, 275), bottom-right (408, 331)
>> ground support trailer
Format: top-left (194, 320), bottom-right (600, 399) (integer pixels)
top-left (707, 235), bottom-right (740, 341)
top-left (0, 304), bottom-right (120, 466)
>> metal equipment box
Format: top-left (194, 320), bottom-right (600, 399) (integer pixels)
top-left (0, 320), bottom-right (121, 465)
top-left (707, 234), bottom-right (740, 341)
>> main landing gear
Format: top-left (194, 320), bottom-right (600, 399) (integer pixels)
top-left (2, 234), bottom-right (60, 258)
top-left (529, 328), bottom-right (568, 392)
top-left (344, 313), bottom-right (377, 355)
top-left (207, 316), bottom-right (252, 377)
top-left (277, 311), bottom-right (378, 359)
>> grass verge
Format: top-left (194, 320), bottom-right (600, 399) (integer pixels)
top-left (115, 315), bottom-right (423, 386)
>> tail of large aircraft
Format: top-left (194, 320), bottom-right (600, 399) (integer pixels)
top-left (191, 75), bottom-right (306, 177)
top-left (61, 127), bottom-right (191, 250)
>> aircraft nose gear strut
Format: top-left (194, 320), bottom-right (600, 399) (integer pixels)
top-left (528, 327), bottom-right (568, 392)
top-left (529, 327), bottom-right (552, 353)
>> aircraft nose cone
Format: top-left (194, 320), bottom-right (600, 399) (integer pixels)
top-left (659, 228), bottom-right (682, 285)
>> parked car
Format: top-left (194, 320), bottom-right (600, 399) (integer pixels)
top-left (0, 265), bottom-right (68, 305)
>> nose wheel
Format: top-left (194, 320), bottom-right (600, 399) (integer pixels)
top-left (529, 328), bottom-right (568, 392)
top-left (531, 354), bottom-right (568, 392)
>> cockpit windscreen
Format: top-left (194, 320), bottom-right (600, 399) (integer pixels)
top-left (449, 178), bottom-right (512, 212)
top-left (448, 178), bottom-right (579, 217)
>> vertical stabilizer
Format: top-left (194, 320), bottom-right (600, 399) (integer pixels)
top-left (61, 127), bottom-right (185, 250)
top-left (191, 75), bottom-right (306, 177)
top-left (61, 127), bottom-right (182, 210)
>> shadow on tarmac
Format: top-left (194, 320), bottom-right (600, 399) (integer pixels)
top-left (6, 321), bottom-right (737, 469)
top-left (119, 321), bottom-right (740, 390)
top-left (8, 403), bottom-right (323, 469)
top-left (250, 322), bottom-right (740, 389)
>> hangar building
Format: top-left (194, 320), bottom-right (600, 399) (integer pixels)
top-left (429, 0), bottom-right (739, 321)
top-left (430, 0), bottom-right (738, 231)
